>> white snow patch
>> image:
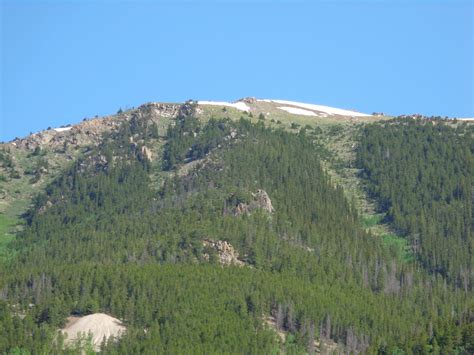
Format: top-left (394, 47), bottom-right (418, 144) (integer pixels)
top-left (61, 313), bottom-right (126, 351)
top-left (277, 106), bottom-right (318, 116)
top-left (198, 101), bottom-right (250, 112)
top-left (261, 99), bottom-right (371, 117)
top-left (456, 117), bottom-right (474, 121)
top-left (53, 126), bottom-right (72, 132)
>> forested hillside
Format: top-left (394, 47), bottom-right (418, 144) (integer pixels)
top-left (0, 109), bottom-right (473, 353)
top-left (356, 118), bottom-right (473, 290)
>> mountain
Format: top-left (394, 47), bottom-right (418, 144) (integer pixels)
top-left (0, 98), bottom-right (381, 228)
top-left (0, 99), bottom-right (472, 353)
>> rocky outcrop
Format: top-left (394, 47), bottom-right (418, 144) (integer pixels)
top-left (141, 146), bottom-right (153, 161)
top-left (231, 189), bottom-right (275, 216)
top-left (133, 102), bottom-right (181, 122)
top-left (37, 200), bottom-right (53, 215)
top-left (239, 97), bottom-right (257, 104)
top-left (252, 189), bottom-right (275, 213)
top-left (178, 100), bottom-right (202, 117)
top-left (202, 239), bottom-right (245, 266)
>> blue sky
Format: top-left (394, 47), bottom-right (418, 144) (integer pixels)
top-left (1, 0), bottom-right (473, 141)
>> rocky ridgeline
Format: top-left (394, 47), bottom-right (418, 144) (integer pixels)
top-left (129, 102), bottom-right (182, 125)
top-left (202, 239), bottom-right (245, 266)
top-left (233, 189), bottom-right (275, 216)
top-left (3, 102), bottom-right (183, 153)
top-left (7, 115), bottom-right (121, 153)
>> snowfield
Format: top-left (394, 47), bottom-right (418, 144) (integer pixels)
top-left (198, 101), bottom-right (250, 112)
top-left (277, 106), bottom-right (319, 116)
top-left (53, 127), bottom-right (72, 132)
top-left (261, 99), bottom-right (371, 117)
top-left (197, 99), bottom-right (371, 117)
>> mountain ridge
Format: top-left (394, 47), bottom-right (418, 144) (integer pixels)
top-left (2, 98), bottom-right (383, 144)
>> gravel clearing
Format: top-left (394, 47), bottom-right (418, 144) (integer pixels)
top-left (61, 313), bottom-right (126, 351)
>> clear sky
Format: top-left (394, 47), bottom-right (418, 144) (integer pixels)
top-left (1, 0), bottom-right (473, 141)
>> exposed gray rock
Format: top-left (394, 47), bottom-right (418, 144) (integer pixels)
top-left (37, 200), bottom-right (53, 215)
top-left (202, 239), bottom-right (245, 266)
top-left (231, 189), bottom-right (275, 216)
top-left (141, 146), bottom-right (153, 161)
top-left (239, 97), bottom-right (257, 104)
top-left (4, 102), bottom-right (181, 153)
top-left (252, 189), bottom-right (275, 213)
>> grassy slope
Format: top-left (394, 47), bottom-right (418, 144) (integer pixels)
top-left (0, 213), bottom-right (19, 261)
top-left (0, 143), bottom-right (88, 259)
top-left (310, 121), bottom-right (414, 263)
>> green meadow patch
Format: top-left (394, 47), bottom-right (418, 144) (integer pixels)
top-left (0, 213), bottom-right (19, 261)
top-left (361, 214), bottom-right (384, 228)
top-left (382, 233), bottom-right (414, 263)
top-left (360, 214), bottom-right (413, 263)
